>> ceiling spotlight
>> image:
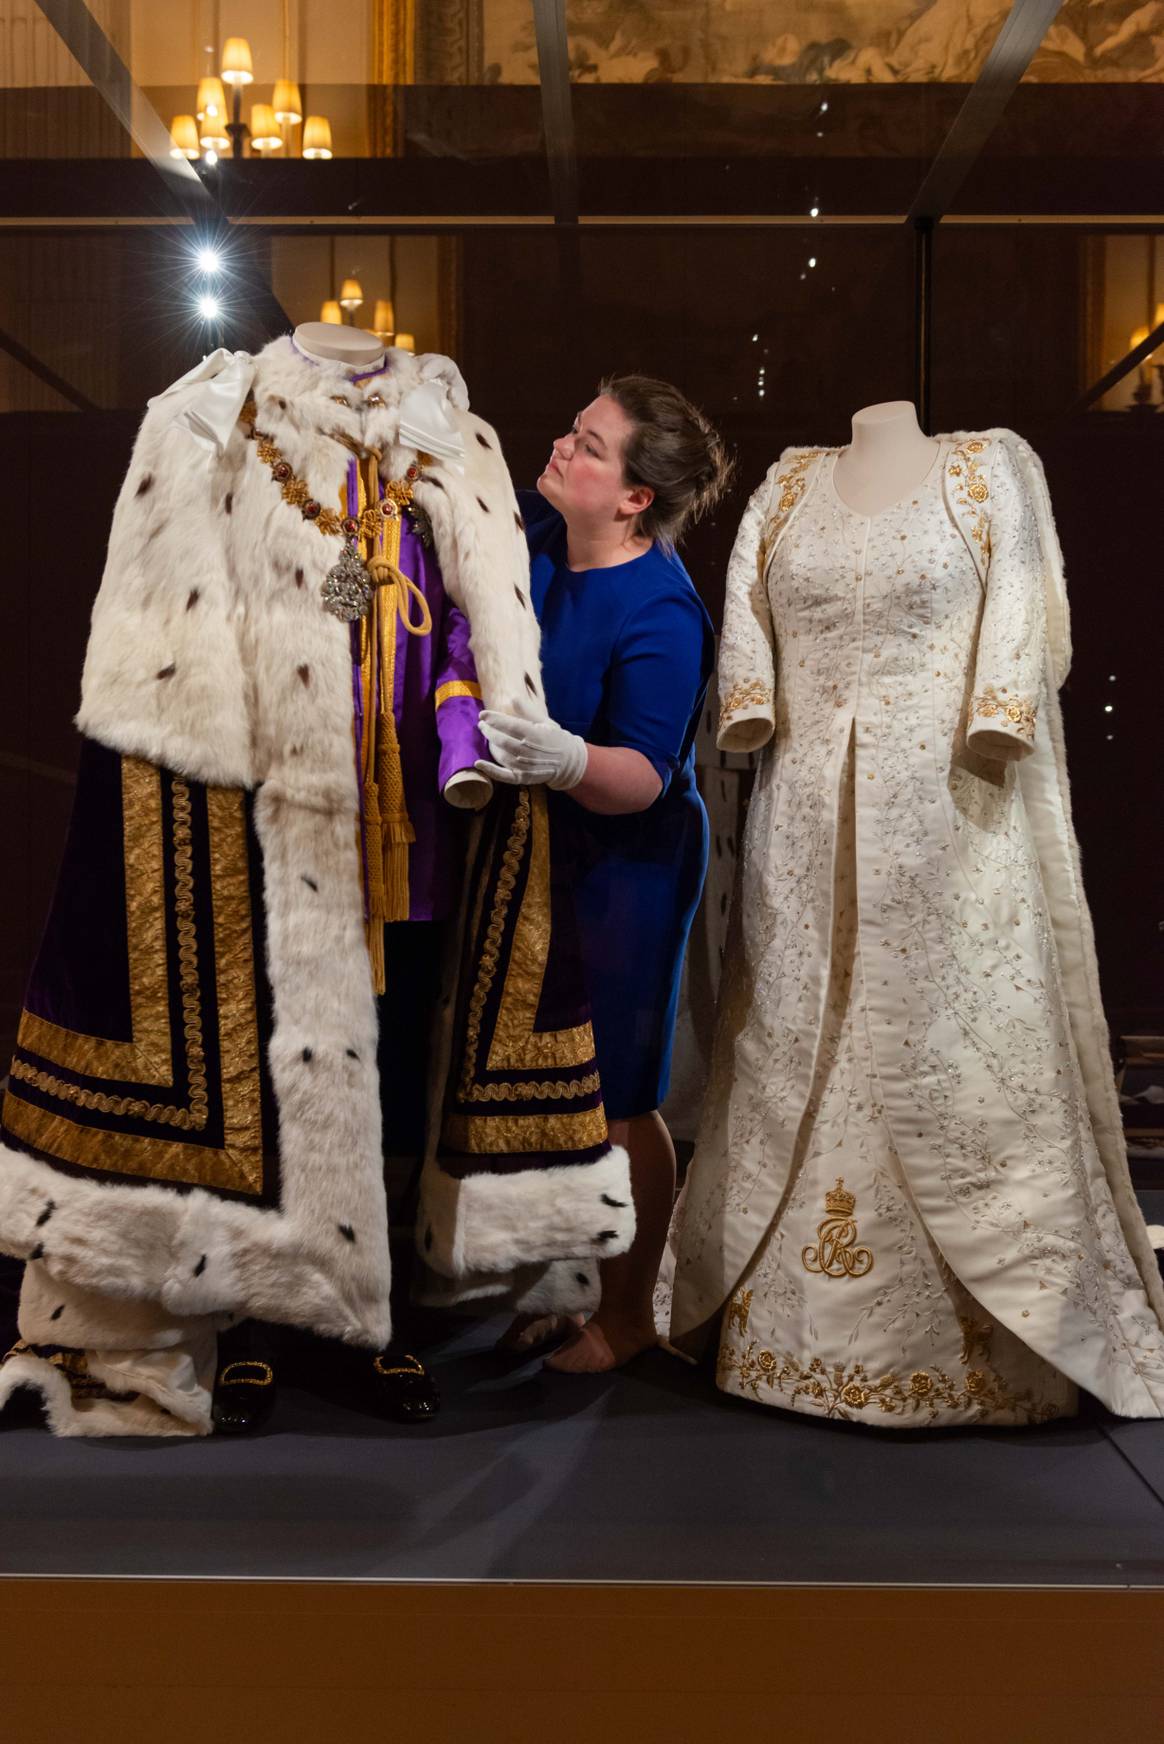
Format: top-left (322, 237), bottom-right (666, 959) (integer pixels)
top-left (810, 205), bottom-right (820, 218)
top-left (195, 246), bottom-right (222, 274)
top-left (197, 294), bottom-right (222, 320)
top-left (808, 257), bottom-right (817, 268)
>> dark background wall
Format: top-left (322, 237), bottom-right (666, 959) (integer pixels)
top-left (1, 221), bottom-right (1160, 1068)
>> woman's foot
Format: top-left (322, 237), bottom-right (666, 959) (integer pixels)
top-left (544, 1314), bottom-right (657, 1374)
top-left (497, 1312), bottom-right (585, 1353)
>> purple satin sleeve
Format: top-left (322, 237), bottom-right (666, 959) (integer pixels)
top-left (435, 601), bottom-right (488, 793)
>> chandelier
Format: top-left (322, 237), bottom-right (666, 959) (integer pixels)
top-left (169, 5), bottom-right (332, 164)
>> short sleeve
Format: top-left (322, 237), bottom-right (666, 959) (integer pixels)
top-left (602, 585), bottom-right (711, 793)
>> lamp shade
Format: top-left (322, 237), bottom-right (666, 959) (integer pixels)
top-left (394, 333), bottom-right (416, 353)
top-left (196, 76), bottom-right (227, 122)
top-left (320, 300), bottom-right (343, 325)
top-left (338, 277), bottom-right (364, 311)
top-left (302, 115), bottom-right (333, 159)
top-left (273, 80), bottom-right (303, 125)
top-left (169, 114), bottom-right (200, 160)
top-left (250, 104), bottom-right (283, 152)
top-left (221, 36), bottom-right (254, 86)
top-left (372, 299), bottom-right (395, 335)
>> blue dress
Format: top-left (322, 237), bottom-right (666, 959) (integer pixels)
top-left (520, 492), bottom-right (714, 1120)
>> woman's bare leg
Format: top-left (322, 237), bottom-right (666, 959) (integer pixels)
top-left (545, 1109), bottom-right (675, 1373)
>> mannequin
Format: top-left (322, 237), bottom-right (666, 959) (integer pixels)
top-left (292, 322), bottom-right (487, 811)
top-left (831, 399), bottom-right (940, 518)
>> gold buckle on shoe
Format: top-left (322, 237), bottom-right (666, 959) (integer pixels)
top-left (218, 1360), bottom-right (274, 1387)
top-left (372, 1352), bottom-right (426, 1378)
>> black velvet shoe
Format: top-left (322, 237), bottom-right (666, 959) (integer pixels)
top-left (363, 1349), bottom-right (440, 1424)
top-left (211, 1357), bottom-right (278, 1435)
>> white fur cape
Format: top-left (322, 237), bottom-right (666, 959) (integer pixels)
top-left (0, 337), bottom-right (634, 1351)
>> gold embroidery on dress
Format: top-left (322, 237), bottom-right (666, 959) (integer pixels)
top-left (970, 684), bottom-right (1037, 740)
top-left (947, 438), bottom-right (992, 555)
top-left (720, 677), bottom-right (774, 724)
top-left (727, 1288), bottom-right (752, 1335)
top-left (801, 1178), bottom-right (874, 1279)
top-left (716, 1344), bottom-right (1061, 1426)
top-left (958, 1315), bottom-right (993, 1366)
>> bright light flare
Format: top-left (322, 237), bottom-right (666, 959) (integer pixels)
top-left (197, 294), bottom-right (222, 320)
top-left (195, 246), bottom-right (223, 274)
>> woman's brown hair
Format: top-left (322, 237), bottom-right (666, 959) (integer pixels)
top-left (599, 373), bottom-right (735, 550)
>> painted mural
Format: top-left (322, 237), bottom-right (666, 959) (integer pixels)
top-left (479, 1), bottom-right (1164, 85)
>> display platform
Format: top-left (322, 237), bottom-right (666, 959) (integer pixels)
top-left (4, 1244), bottom-right (1164, 1590)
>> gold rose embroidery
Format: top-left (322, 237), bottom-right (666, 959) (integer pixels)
top-left (971, 685), bottom-right (1037, 740)
top-left (717, 1345), bottom-right (1061, 1426)
top-left (720, 678), bottom-right (774, 724)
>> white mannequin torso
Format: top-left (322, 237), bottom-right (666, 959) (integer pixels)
top-left (292, 321), bottom-right (385, 370)
top-left (832, 400), bottom-right (939, 517)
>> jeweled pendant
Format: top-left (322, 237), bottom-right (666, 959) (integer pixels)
top-left (320, 543), bottom-right (373, 622)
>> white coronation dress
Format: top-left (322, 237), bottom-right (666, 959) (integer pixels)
top-left (668, 431), bottom-right (1164, 1428)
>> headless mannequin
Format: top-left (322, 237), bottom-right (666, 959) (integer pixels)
top-left (832, 400), bottom-right (939, 517)
top-left (291, 323), bottom-right (488, 810)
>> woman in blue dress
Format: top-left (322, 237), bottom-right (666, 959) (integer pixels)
top-left (476, 375), bottom-right (731, 1371)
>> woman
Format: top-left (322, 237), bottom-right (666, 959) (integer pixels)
top-left (476, 375), bottom-right (731, 1372)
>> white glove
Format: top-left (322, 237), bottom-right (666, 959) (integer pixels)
top-left (413, 351), bottom-right (470, 412)
top-left (475, 710), bottom-right (589, 791)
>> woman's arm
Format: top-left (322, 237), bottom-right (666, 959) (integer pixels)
top-left (570, 743), bottom-right (662, 816)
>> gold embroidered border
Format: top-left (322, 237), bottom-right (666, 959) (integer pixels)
top-left (17, 757), bottom-right (173, 1086)
top-left (486, 785), bottom-right (594, 1076)
top-left (720, 678), bottom-right (774, 725)
top-left (4, 779), bottom-right (264, 1194)
top-left (970, 685), bottom-right (1037, 740)
top-left (717, 1344), bottom-right (1060, 1426)
top-left (444, 1104), bottom-right (609, 1156)
top-left (435, 680), bottom-right (483, 710)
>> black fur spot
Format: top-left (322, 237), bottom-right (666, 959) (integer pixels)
top-left (345, 1048), bottom-right (359, 1060)
top-left (423, 1226), bottom-right (434, 1252)
top-left (223, 492), bottom-right (233, 515)
top-left (289, 745), bottom-right (302, 757)
top-left (136, 474), bottom-right (154, 496)
top-left (50, 1304), bottom-right (65, 1322)
top-left (277, 397), bottom-right (287, 410)
top-left (338, 1224), bottom-right (355, 1243)
top-left (600, 1194), bottom-right (627, 1209)
top-left (427, 475), bottom-right (444, 491)
top-left (186, 588), bottom-right (201, 611)
top-left (193, 1254), bottom-right (207, 1277)
top-left (524, 673), bottom-right (537, 697)
top-left (302, 1047), bottom-right (313, 1062)
top-left (156, 664), bottom-right (176, 680)
top-left (476, 495), bottom-right (491, 514)
top-left (514, 587), bottom-right (527, 610)
top-left (595, 1230), bottom-right (618, 1243)
top-left (146, 522), bottom-right (166, 544)
top-left (575, 1273), bottom-right (590, 1287)
top-left (297, 664), bottom-right (311, 685)
top-left (29, 1243), bottom-right (44, 1261)
top-left (35, 1201), bottom-right (55, 1228)
top-left (294, 568), bottom-right (304, 588)
top-left (301, 875), bottom-right (318, 891)
top-left (475, 432), bottom-right (491, 449)
top-left (514, 512), bottom-right (525, 532)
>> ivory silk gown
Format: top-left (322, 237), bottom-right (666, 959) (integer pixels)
top-left (668, 431), bottom-right (1164, 1428)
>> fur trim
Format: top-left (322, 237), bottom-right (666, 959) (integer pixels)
top-left (0, 1350), bottom-right (209, 1438)
top-left (413, 1256), bottom-right (601, 1317)
top-left (418, 1144), bottom-right (635, 1278)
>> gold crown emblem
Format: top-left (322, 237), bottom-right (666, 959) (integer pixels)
top-left (824, 1177), bottom-right (856, 1217)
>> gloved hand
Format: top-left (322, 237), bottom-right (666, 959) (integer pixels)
top-left (413, 351), bottom-right (470, 412)
top-left (475, 710), bottom-right (589, 791)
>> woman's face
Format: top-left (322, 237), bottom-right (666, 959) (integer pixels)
top-left (537, 395), bottom-right (652, 527)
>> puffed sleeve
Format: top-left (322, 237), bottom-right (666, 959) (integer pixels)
top-left (717, 463), bottom-right (779, 753)
top-left (965, 441), bottom-right (1048, 762)
top-left (603, 585), bottom-right (710, 795)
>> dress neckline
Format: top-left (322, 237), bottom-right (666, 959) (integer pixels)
top-left (827, 439), bottom-right (944, 522)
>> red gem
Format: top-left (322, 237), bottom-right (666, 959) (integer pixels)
top-left (303, 500), bottom-right (321, 520)
top-left (273, 461), bottom-right (292, 481)
top-left (407, 464), bottom-right (419, 481)
top-left (342, 516), bottom-right (359, 537)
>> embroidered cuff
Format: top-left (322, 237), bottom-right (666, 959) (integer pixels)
top-left (435, 680), bottom-right (483, 710)
top-left (718, 679), bottom-right (775, 753)
top-left (967, 686), bottom-right (1037, 760)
